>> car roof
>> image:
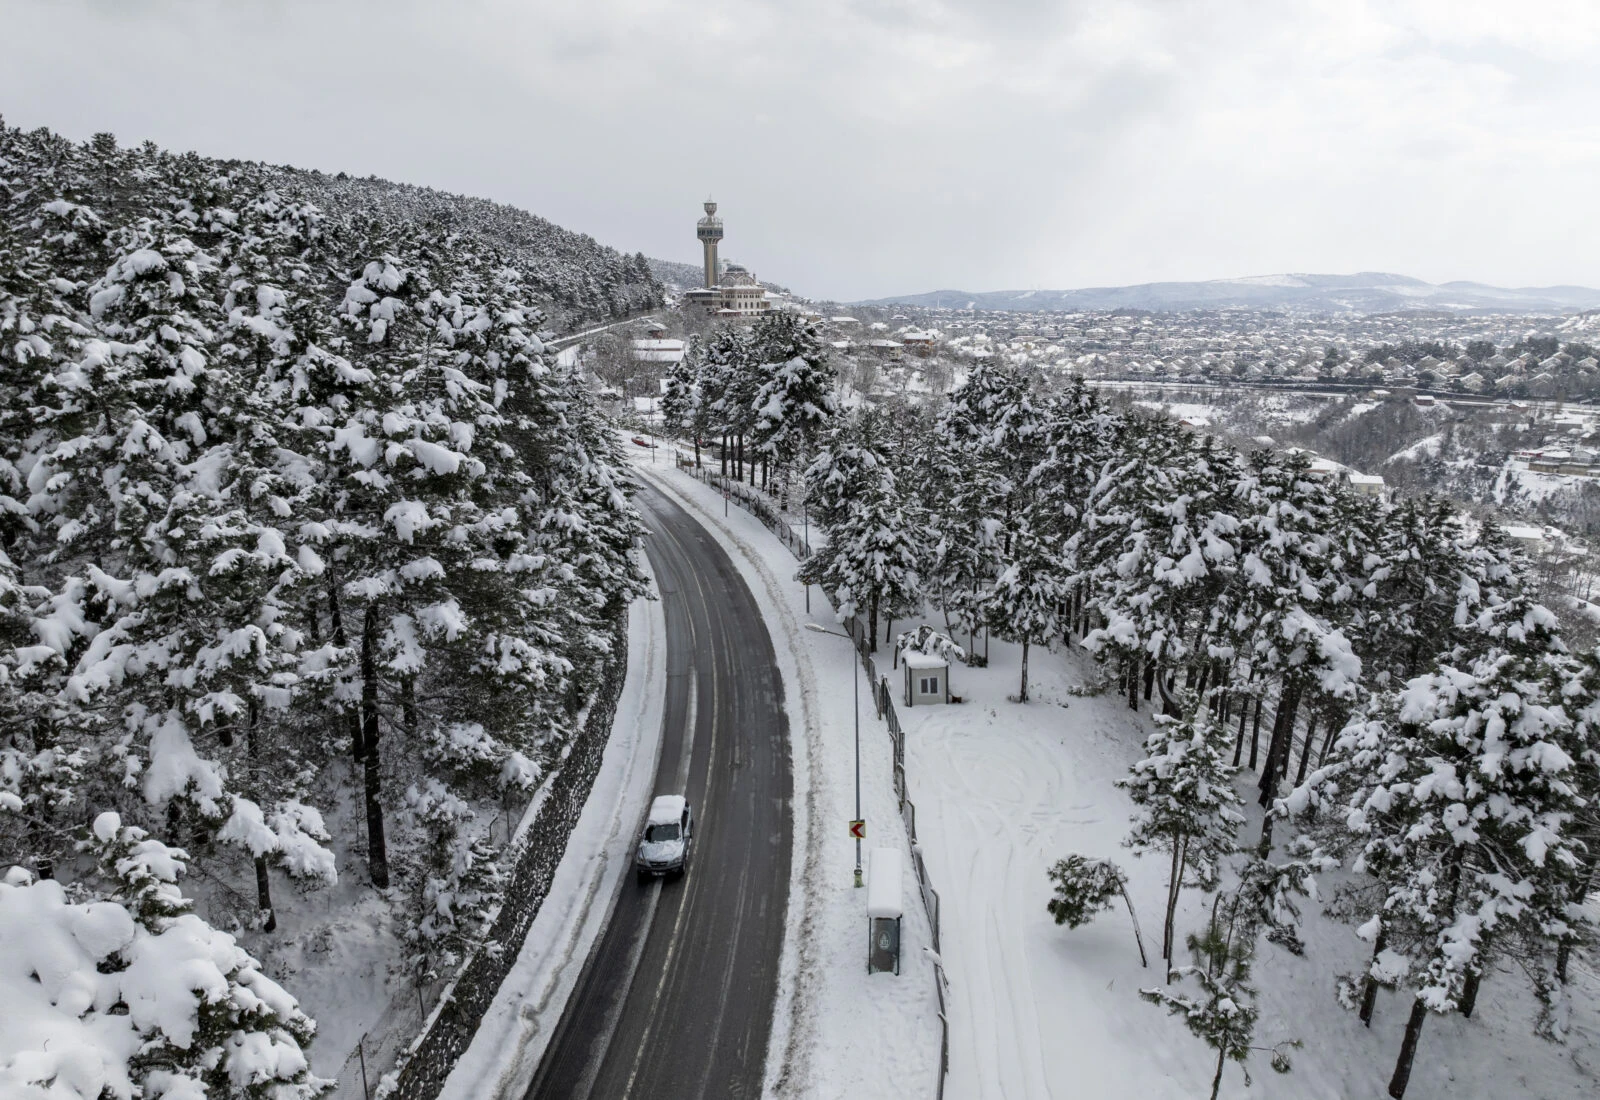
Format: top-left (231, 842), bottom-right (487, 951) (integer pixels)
top-left (648, 795), bottom-right (687, 825)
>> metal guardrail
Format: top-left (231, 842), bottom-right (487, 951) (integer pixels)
top-left (685, 455), bottom-right (948, 1099)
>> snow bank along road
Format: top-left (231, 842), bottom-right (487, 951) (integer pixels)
top-left (526, 483), bottom-right (793, 1099)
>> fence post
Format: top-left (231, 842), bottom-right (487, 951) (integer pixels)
top-left (358, 1034), bottom-right (370, 1100)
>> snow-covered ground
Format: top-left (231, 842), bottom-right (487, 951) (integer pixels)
top-left (635, 456), bottom-right (942, 1098)
top-left (1389, 432), bottom-right (1444, 463)
top-left (889, 624), bottom-right (1600, 1099)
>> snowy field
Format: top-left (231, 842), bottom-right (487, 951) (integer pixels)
top-left (635, 456), bottom-right (942, 1098)
top-left (890, 624), bottom-right (1600, 1099)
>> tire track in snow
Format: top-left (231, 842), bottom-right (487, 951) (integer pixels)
top-left (923, 717), bottom-right (1063, 1099)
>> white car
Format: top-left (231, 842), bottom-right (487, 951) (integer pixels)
top-left (636, 795), bottom-right (693, 880)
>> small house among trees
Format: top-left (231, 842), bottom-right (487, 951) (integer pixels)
top-left (896, 626), bottom-right (965, 706)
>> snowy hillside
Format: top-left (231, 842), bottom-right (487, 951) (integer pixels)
top-left (0, 120), bottom-right (649, 1096)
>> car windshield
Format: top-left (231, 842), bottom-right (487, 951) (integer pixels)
top-left (646, 822), bottom-right (681, 843)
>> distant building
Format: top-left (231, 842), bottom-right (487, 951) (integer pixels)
top-left (1346, 472), bottom-right (1386, 497)
top-left (681, 200), bottom-right (775, 319)
top-left (632, 338), bottom-right (686, 364)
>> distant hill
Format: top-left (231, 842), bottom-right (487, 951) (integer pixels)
top-left (648, 257), bottom-right (706, 291)
top-left (859, 273), bottom-right (1600, 314)
top-left (648, 257), bottom-right (795, 300)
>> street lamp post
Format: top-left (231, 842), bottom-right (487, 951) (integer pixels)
top-left (806, 621), bottom-right (863, 887)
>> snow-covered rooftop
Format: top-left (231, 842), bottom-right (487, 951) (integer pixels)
top-left (867, 847), bottom-right (903, 919)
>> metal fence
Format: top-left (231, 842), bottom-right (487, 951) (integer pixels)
top-left (679, 462), bottom-right (813, 559)
top-left (690, 457), bottom-right (949, 1100)
top-left (847, 620), bottom-right (950, 1100)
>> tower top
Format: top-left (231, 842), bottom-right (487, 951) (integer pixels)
top-left (703, 199), bottom-right (718, 215)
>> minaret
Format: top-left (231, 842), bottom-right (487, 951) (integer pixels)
top-left (697, 200), bottom-right (723, 289)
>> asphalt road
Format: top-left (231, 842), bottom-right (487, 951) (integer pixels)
top-left (526, 481), bottom-right (793, 1100)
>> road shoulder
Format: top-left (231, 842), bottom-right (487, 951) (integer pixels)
top-left (437, 553), bottom-right (669, 1100)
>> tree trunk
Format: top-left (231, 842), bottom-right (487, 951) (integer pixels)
top-left (1119, 883), bottom-right (1149, 968)
top-left (1128, 656), bottom-right (1140, 712)
top-left (1360, 926), bottom-right (1388, 1026)
top-left (1019, 638), bottom-right (1031, 703)
top-left (1387, 998), bottom-right (1428, 1099)
top-left (1557, 856), bottom-right (1596, 982)
top-left (247, 700), bottom-right (275, 932)
top-left (254, 856), bottom-right (276, 932)
top-left (1460, 971), bottom-right (1481, 1019)
top-left (360, 612), bottom-right (390, 889)
top-left (1163, 833), bottom-right (1187, 966)
top-left (1248, 694), bottom-right (1265, 770)
top-left (1318, 718), bottom-right (1340, 769)
top-left (402, 675), bottom-right (419, 741)
top-left (868, 593), bottom-right (879, 653)
top-left (1143, 660), bottom-right (1155, 701)
top-left (1259, 682), bottom-right (1301, 809)
top-left (1294, 713), bottom-right (1319, 787)
top-left (329, 583), bottom-right (364, 760)
top-left (1209, 1045), bottom-right (1226, 1100)
top-left (1234, 695), bottom-right (1250, 766)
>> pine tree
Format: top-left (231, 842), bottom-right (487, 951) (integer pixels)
top-left (1140, 857), bottom-right (1314, 1100)
top-left (799, 416), bottom-right (925, 649)
top-left (1286, 599), bottom-right (1594, 1097)
top-left (1119, 697), bottom-right (1245, 966)
top-left (1045, 854), bottom-right (1148, 967)
top-left (751, 313), bottom-right (838, 493)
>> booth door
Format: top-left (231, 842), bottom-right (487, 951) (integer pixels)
top-left (868, 916), bottom-right (901, 974)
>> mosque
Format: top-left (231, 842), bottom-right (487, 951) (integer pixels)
top-left (681, 200), bottom-right (775, 319)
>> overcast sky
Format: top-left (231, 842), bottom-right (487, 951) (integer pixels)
top-left (5, 0), bottom-right (1599, 301)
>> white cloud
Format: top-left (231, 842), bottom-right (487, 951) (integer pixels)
top-left (1, 0), bottom-right (1595, 300)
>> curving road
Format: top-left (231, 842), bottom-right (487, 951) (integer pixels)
top-left (526, 481), bottom-right (792, 1100)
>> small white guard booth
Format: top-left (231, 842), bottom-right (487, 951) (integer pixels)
top-left (867, 847), bottom-right (903, 975)
top-left (902, 650), bottom-right (949, 707)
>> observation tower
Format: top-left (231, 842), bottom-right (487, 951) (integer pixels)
top-left (697, 200), bottom-right (723, 289)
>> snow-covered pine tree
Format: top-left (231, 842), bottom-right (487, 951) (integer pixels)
top-left (702, 325), bottom-right (759, 482)
top-left (1285, 598), bottom-right (1594, 1098)
top-left (799, 414), bottom-right (925, 650)
top-left (1140, 856), bottom-right (1315, 1100)
top-left (988, 503), bottom-right (1065, 703)
top-left (1045, 853), bottom-right (1148, 966)
top-left (922, 361), bottom-right (1038, 658)
top-left (751, 312), bottom-right (838, 495)
top-left (1223, 448), bottom-right (1361, 845)
top-left (660, 337), bottom-right (701, 462)
top-left (1079, 419), bottom-right (1238, 714)
top-left (1031, 380), bottom-right (1119, 644)
top-left (1118, 695), bottom-right (1245, 966)
top-left (0, 812), bottom-right (326, 1099)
